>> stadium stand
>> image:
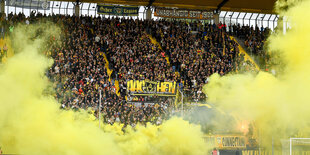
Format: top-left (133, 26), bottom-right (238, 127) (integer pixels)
top-left (0, 0), bottom-right (279, 126)
top-left (5, 1), bottom-right (306, 154)
top-left (230, 24), bottom-right (272, 70)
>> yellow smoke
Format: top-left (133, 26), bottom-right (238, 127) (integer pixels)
top-left (204, 0), bottom-right (310, 148)
top-left (0, 23), bottom-right (207, 154)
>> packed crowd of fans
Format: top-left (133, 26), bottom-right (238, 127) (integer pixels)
top-left (149, 21), bottom-right (254, 100)
top-left (2, 12), bottom-right (176, 126)
top-left (231, 24), bottom-right (271, 69)
top-left (101, 97), bottom-right (173, 126)
top-left (105, 20), bottom-right (172, 82)
top-left (1, 12), bottom-right (260, 126)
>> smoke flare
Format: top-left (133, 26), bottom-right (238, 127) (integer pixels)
top-left (0, 23), bottom-right (207, 155)
top-left (204, 0), bottom-right (310, 147)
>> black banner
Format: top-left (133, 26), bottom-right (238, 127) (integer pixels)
top-left (97, 5), bottom-right (139, 16)
top-left (154, 7), bottom-right (213, 19)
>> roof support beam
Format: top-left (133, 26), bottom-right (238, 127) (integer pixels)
top-left (236, 12), bottom-right (241, 25)
top-left (261, 14), bottom-right (266, 27)
top-left (268, 14), bottom-right (272, 27)
top-left (249, 13), bottom-right (253, 27)
top-left (243, 13), bottom-right (247, 26)
top-left (147, 0), bottom-right (155, 8)
top-left (256, 13), bottom-right (260, 27)
top-left (217, 0), bottom-right (229, 11)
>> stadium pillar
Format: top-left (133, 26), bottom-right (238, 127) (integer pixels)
top-left (214, 13), bottom-right (220, 25)
top-left (146, 7), bottom-right (152, 20)
top-left (74, 3), bottom-right (80, 16)
top-left (0, 0), bottom-right (5, 14)
top-left (283, 16), bottom-right (287, 34)
top-left (277, 16), bottom-right (286, 34)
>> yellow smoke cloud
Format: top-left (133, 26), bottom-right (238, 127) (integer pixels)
top-left (204, 0), bottom-right (310, 148)
top-left (0, 23), bottom-right (207, 154)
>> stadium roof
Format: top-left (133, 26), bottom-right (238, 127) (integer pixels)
top-left (79, 0), bottom-right (277, 14)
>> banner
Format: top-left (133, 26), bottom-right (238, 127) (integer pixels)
top-left (127, 102), bottom-right (155, 107)
top-left (154, 8), bottom-right (213, 19)
top-left (127, 80), bottom-right (177, 96)
top-left (216, 136), bottom-right (246, 148)
top-left (97, 5), bottom-right (139, 16)
top-left (203, 135), bottom-right (246, 149)
top-left (6, 0), bottom-right (50, 10)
